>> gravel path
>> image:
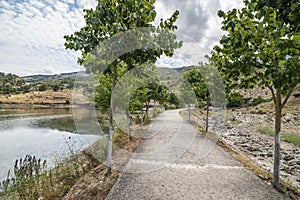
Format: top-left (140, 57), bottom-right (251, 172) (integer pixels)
top-left (106, 110), bottom-right (289, 200)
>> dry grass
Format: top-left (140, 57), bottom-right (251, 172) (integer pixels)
top-left (0, 90), bottom-right (72, 105)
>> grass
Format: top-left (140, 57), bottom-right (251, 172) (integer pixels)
top-left (0, 146), bottom-right (101, 199)
top-left (258, 127), bottom-right (300, 147)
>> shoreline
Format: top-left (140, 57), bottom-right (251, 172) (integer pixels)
top-left (0, 103), bottom-right (71, 109)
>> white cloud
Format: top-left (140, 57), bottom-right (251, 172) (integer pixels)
top-left (0, 0), bottom-right (242, 76)
top-left (0, 0), bottom-right (96, 76)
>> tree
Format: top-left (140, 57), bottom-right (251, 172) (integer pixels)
top-left (114, 63), bottom-right (160, 139)
top-left (64, 0), bottom-right (181, 174)
top-left (212, 0), bottom-right (300, 189)
top-left (183, 67), bottom-right (209, 131)
top-left (166, 92), bottom-right (179, 109)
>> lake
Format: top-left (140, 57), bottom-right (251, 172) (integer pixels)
top-left (0, 107), bottom-right (101, 183)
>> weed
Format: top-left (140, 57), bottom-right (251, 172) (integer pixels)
top-left (0, 155), bottom-right (49, 199)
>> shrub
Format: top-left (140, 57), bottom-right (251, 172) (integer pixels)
top-left (227, 92), bottom-right (248, 108)
top-left (38, 83), bottom-right (47, 91)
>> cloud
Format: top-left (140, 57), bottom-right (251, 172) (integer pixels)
top-left (0, 0), bottom-right (242, 76)
top-left (0, 0), bottom-right (96, 76)
top-left (154, 0), bottom-right (243, 66)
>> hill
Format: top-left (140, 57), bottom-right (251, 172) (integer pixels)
top-left (22, 71), bottom-right (86, 83)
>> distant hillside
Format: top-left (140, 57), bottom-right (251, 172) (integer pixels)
top-left (22, 71), bottom-right (86, 83)
top-left (0, 71), bottom-right (86, 94)
top-left (158, 66), bottom-right (194, 92)
top-left (0, 67), bottom-right (192, 95)
top-left (21, 68), bottom-right (191, 83)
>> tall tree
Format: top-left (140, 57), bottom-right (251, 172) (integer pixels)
top-left (64, 0), bottom-right (181, 174)
top-left (212, 0), bottom-right (300, 189)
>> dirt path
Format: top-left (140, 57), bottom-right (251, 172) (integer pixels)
top-left (106, 110), bottom-right (288, 200)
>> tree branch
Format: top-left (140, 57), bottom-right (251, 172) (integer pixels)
top-left (254, 71), bottom-right (276, 105)
top-left (281, 88), bottom-right (294, 109)
top-left (266, 83), bottom-right (276, 105)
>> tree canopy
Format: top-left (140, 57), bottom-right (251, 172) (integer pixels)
top-left (212, 0), bottom-right (300, 189)
top-left (64, 0), bottom-right (182, 174)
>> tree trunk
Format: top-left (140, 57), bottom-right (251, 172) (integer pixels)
top-left (188, 104), bottom-right (191, 121)
top-left (107, 65), bottom-right (117, 175)
top-left (273, 91), bottom-right (282, 189)
top-left (146, 102), bottom-right (150, 122)
top-left (126, 109), bottom-right (132, 140)
top-left (206, 98), bottom-right (209, 132)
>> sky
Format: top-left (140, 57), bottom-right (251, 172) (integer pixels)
top-left (0, 0), bottom-right (243, 76)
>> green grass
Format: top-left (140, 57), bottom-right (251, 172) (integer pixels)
top-left (258, 127), bottom-right (300, 146)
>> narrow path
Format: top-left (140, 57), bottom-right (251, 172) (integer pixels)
top-left (106, 110), bottom-right (288, 200)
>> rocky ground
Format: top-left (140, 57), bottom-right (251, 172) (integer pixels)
top-left (195, 96), bottom-right (300, 191)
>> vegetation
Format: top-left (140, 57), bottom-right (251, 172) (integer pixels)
top-left (64, 0), bottom-right (182, 174)
top-left (0, 127), bottom-right (140, 199)
top-left (0, 155), bottom-right (48, 199)
top-left (0, 72), bottom-right (75, 95)
top-left (212, 0), bottom-right (300, 189)
top-left (0, 73), bottom-right (26, 94)
top-left (258, 127), bottom-right (300, 147)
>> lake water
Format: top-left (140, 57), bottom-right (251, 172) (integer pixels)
top-left (0, 107), bottom-right (100, 183)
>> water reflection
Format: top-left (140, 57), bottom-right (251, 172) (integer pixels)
top-left (0, 108), bottom-right (100, 183)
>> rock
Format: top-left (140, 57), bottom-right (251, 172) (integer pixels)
top-left (283, 155), bottom-right (295, 161)
top-left (247, 146), bottom-right (261, 152)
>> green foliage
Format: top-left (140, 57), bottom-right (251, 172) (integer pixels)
top-left (213, 0), bottom-right (300, 96)
top-left (129, 82), bottom-right (168, 112)
top-left (227, 92), bottom-right (248, 108)
top-left (215, 1), bottom-right (300, 187)
top-left (64, 0), bottom-right (181, 68)
top-left (95, 73), bottom-right (113, 113)
top-left (65, 0), bottom-right (182, 116)
top-left (183, 67), bottom-right (208, 107)
top-left (0, 72), bottom-right (75, 94)
top-left (0, 73), bottom-right (26, 94)
top-left (38, 83), bottom-right (47, 91)
top-left (64, 0), bottom-right (182, 173)
top-left (166, 92), bottom-right (180, 109)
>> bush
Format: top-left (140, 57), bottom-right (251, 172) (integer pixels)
top-left (38, 83), bottom-right (47, 91)
top-left (227, 93), bottom-right (248, 108)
